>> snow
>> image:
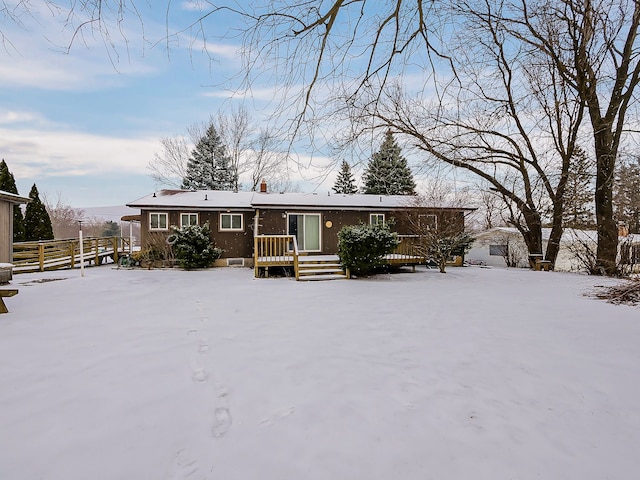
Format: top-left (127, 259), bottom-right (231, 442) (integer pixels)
top-left (1, 265), bottom-right (639, 479)
top-left (126, 189), bottom-right (469, 210)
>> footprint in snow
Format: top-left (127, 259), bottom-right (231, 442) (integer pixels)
top-left (168, 449), bottom-right (203, 479)
top-left (211, 408), bottom-right (232, 438)
top-left (192, 369), bottom-right (208, 382)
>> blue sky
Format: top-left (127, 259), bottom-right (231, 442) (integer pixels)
top-left (1, 1), bottom-right (325, 207)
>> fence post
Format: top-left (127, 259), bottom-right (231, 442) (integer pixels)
top-left (112, 237), bottom-right (119, 264)
top-left (94, 238), bottom-right (99, 265)
top-left (69, 241), bottom-right (75, 268)
top-left (38, 243), bottom-right (44, 272)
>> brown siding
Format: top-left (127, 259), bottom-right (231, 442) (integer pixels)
top-left (258, 208), bottom-right (429, 254)
top-left (140, 209), bottom-right (254, 259)
top-left (138, 206), bottom-right (468, 259)
top-left (0, 201), bottom-right (12, 263)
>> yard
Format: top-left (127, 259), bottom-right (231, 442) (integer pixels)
top-left (0, 265), bottom-right (638, 479)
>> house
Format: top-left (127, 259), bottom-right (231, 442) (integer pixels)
top-left (0, 189), bottom-right (30, 283)
top-left (127, 184), bottom-right (474, 277)
top-left (468, 226), bottom-right (640, 272)
top-left (0, 190), bottom-right (30, 263)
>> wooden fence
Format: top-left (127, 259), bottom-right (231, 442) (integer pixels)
top-left (12, 237), bottom-right (126, 273)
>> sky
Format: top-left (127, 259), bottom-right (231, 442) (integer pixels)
top-left (0, 1), bottom-right (333, 207)
top-left (1, 264), bottom-right (639, 479)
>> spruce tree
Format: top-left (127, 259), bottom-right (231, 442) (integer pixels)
top-left (181, 124), bottom-right (236, 190)
top-left (563, 147), bottom-right (595, 228)
top-left (332, 160), bottom-right (358, 194)
top-left (614, 155), bottom-right (640, 233)
top-left (24, 184), bottom-right (54, 241)
top-left (0, 159), bottom-right (26, 241)
top-left (362, 130), bottom-right (416, 195)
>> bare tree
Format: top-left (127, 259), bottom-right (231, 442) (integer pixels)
top-left (43, 192), bottom-right (85, 239)
top-left (12, 1), bottom-right (640, 275)
top-left (148, 135), bottom-right (191, 189)
top-left (149, 113), bottom-right (293, 192)
top-left (399, 195), bottom-right (474, 273)
top-left (225, 0), bottom-right (639, 275)
top-left (217, 106), bottom-right (251, 192)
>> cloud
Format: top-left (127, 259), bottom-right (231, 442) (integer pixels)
top-left (0, 111), bottom-right (45, 125)
top-left (0, 4), bottom-right (162, 91)
top-left (0, 126), bottom-right (158, 178)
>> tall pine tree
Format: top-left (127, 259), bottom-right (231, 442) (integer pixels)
top-left (614, 155), bottom-right (640, 233)
top-left (0, 159), bottom-right (26, 241)
top-left (563, 147), bottom-right (595, 228)
top-left (181, 124), bottom-right (236, 190)
top-left (332, 160), bottom-right (358, 194)
top-left (362, 130), bottom-right (416, 195)
top-left (24, 184), bottom-right (54, 241)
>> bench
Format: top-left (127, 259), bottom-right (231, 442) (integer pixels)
top-left (0, 289), bottom-right (18, 313)
top-left (535, 260), bottom-right (553, 271)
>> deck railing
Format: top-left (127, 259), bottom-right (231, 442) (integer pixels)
top-left (388, 235), bottom-right (428, 264)
top-left (253, 235), bottom-right (299, 278)
top-left (12, 237), bottom-right (121, 273)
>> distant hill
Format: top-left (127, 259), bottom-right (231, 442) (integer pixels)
top-left (81, 205), bottom-right (139, 224)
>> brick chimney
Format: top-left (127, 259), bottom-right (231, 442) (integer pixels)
top-left (259, 179), bottom-right (267, 193)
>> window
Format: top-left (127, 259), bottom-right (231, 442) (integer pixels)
top-left (220, 213), bottom-right (243, 231)
top-left (419, 214), bottom-right (437, 231)
top-left (288, 213), bottom-right (321, 251)
top-left (149, 212), bottom-right (168, 231)
top-left (181, 213), bottom-right (198, 228)
top-left (370, 213), bottom-right (385, 225)
top-left (490, 244), bottom-right (508, 256)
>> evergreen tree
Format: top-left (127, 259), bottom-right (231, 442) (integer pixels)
top-left (181, 124), bottom-right (236, 190)
top-left (362, 130), bottom-right (416, 195)
top-left (0, 159), bottom-right (26, 241)
top-left (563, 147), bottom-right (595, 228)
top-left (24, 184), bottom-right (54, 241)
top-left (332, 160), bottom-right (358, 194)
top-left (614, 156), bottom-right (640, 233)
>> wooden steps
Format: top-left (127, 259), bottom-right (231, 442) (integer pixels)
top-left (296, 258), bottom-right (347, 281)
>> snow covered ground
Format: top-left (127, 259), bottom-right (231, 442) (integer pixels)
top-left (0, 265), bottom-right (638, 480)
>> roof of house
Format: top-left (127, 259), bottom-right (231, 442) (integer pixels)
top-left (0, 190), bottom-right (30, 205)
top-left (127, 189), bottom-right (474, 211)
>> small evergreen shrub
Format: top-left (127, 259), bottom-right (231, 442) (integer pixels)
top-left (168, 222), bottom-right (223, 269)
top-left (337, 222), bottom-right (400, 276)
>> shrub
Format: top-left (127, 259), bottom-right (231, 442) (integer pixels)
top-left (337, 222), bottom-right (400, 276)
top-left (168, 222), bottom-right (223, 269)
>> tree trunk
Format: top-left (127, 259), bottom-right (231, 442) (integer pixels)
top-left (519, 210), bottom-right (544, 259)
top-left (594, 128), bottom-right (619, 275)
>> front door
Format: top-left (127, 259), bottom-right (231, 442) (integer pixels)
top-left (288, 213), bottom-right (321, 252)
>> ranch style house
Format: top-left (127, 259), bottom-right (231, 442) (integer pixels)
top-left (127, 183), bottom-right (474, 279)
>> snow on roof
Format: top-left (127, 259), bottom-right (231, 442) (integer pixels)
top-left (127, 190), bottom-right (255, 209)
top-left (127, 190), bottom-right (472, 210)
top-left (0, 189), bottom-right (30, 204)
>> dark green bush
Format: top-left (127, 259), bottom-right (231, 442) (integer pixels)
top-left (168, 222), bottom-right (223, 269)
top-left (337, 223), bottom-right (400, 276)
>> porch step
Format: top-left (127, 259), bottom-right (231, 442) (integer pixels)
top-left (296, 259), bottom-right (347, 280)
top-left (298, 273), bottom-right (347, 281)
top-left (299, 268), bottom-right (343, 275)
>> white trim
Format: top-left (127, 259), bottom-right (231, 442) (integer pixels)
top-left (220, 212), bottom-right (244, 231)
top-left (370, 213), bottom-right (385, 225)
top-left (149, 212), bottom-right (169, 231)
top-left (287, 212), bottom-right (322, 252)
top-left (180, 212), bottom-right (199, 228)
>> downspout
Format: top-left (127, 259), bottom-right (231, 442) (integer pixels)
top-left (253, 208), bottom-right (260, 278)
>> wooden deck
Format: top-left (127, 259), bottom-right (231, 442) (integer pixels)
top-left (254, 235), bottom-right (428, 280)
